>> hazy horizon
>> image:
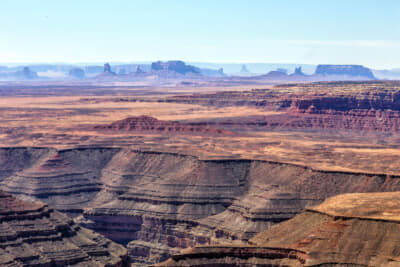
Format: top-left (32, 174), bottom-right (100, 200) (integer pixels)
top-left (2, 0), bottom-right (400, 69)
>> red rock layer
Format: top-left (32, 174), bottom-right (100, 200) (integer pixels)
top-left (157, 192), bottom-right (400, 266)
top-left (91, 115), bottom-right (234, 136)
top-left (4, 148), bottom-right (400, 265)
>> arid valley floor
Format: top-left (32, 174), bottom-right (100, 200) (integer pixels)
top-left (2, 79), bottom-right (400, 266)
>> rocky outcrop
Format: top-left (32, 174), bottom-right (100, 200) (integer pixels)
top-left (17, 67), bottom-right (39, 79)
top-left (158, 192), bottom-right (400, 266)
top-left (315, 64), bottom-right (375, 79)
top-left (91, 115), bottom-right (234, 136)
top-left (291, 91), bottom-right (400, 112)
top-left (0, 147), bottom-right (120, 216)
top-left (135, 65), bottom-right (145, 74)
top-left (199, 67), bottom-right (226, 77)
top-left (240, 65), bottom-right (249, 74)
top-left (293, 66), bottom-right (305, 76)
top-left (0, 190), bottom-right (129, 266)
top-left (0, 67), bottom-right (40, 80)
top-left (156, 246), bottom-right (305, 266)
top-left (69, 68), bottom-right (85, 79)
top-left (104, 63), bottom-right (112, 73)
top-left (151, 61), bottom-right (200, 75)
top-left (264, 70), bottom-right (289, 79)
top-left (251, 192), bottom-right (400, 266)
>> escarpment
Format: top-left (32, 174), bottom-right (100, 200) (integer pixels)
top-left (0, 190), bottom-right (129, 266)
top-left (0, 147), bottom-right (120, 216)
top-left (2, 147), bottom-right (400, 265)
top-left (157, 81), bottom-right (400, 133)
top-left (158, 192), bottom-right (400, 266)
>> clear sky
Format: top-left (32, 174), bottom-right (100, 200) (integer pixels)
top-left (1, 0), bottom-right (400, 69)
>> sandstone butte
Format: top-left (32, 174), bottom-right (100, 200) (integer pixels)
top-left (0, 190), bottom-right (130, 266)
top-left (157, 192), bottom-right (400, 266)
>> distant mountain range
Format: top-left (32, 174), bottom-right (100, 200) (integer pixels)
top-left (0, 61), bottom-right (398, 81)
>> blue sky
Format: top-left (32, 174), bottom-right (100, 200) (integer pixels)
top-left (1, 0), bottom-right (400, 68)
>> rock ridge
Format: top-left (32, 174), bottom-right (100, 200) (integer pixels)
top-left (0, 190), bottom-right (130, 266)
top-left (158, 192), bottom-right (400, 266)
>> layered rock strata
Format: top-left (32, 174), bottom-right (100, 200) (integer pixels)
top-left (159, 82), bottom-right (400, 133)
top-left (0, 190), bottom-right (129, 266)
top-left (158, 192), bottom-right (400, 266)
top-left (91, 115), bottom-right (234, 136)
top-left (2, 147), bottom-right (400, 265)
top-left (0, 147), bottom-right (120, 216)
top-left (78, 150), bottom-right (400, 265)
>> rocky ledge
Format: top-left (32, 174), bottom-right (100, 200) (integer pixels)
top-left (0, 147), bottom-right (119, 216)
top-left (0, 190), bottom-right (130, 266)
top-left (159, 192), bottom-right (400, 266)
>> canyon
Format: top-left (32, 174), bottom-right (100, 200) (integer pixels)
top-left (1, 80), bottom-right (400, 265)
top-left (1, 147), bottom-right (400, 265)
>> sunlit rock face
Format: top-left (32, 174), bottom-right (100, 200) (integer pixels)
top-left (157, 192), bottom-right (400, 267)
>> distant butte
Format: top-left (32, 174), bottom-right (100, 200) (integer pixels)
top-left (315, 64), bottom-right (376, 79)
top-left (91, 115), bottom-right (235, 136)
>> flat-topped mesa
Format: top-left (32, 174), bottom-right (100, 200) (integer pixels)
top-left (158, 192), bottom-right (400, 266)
top-left (282, 92), bottom-right (400, 132)
top-left (307, 191), bottom-right (400, 221)
top-left (151, 60), bottom-right (201, 75)
top-left (291, 90), bottom-right (400, 113)
top-left (315, 64), bottom-right (376, 79)
top-left (0, 190), bottom-right (130, 267)
top-left (91, 115), bottom-right (234, 136)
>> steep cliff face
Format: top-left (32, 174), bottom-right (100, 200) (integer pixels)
top-left (78, 150), bottom-right (400, 265)
top-left (278, 93), bottom-right (400, 132)
top-left (0, 147), bottom-right (53, 179)
top-left (158, 192), bottom-right (400, 266)
top-left (0, 147), bottom-right (120, 216)
top-left (162, 83), bottom-right (400, 133)
top-left (291, 91), bottom-right (400, 112)
top-left (0, 190), bottom-right (129, 267)
top-left (2, 147), bottom-right (400, 265)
